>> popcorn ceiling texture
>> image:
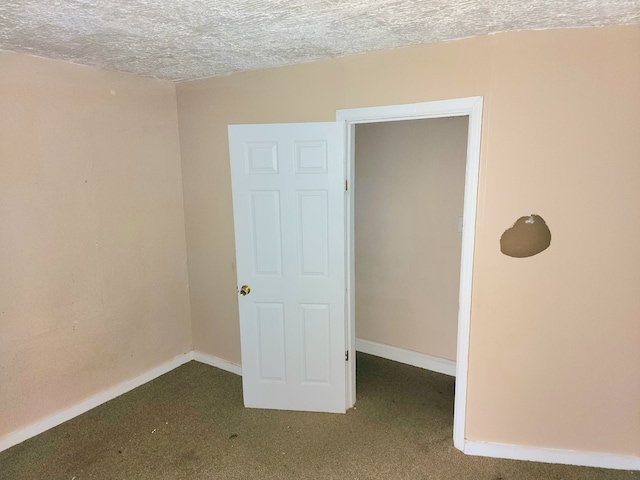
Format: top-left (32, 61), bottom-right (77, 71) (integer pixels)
top-left (1, 0), bottom-right (639, 81)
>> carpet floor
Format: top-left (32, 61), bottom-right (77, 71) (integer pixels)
top-left (1, 353), bottom-right (638, 480)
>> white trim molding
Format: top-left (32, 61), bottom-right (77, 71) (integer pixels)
top-left (0, 352), bottom-right (193, 453)
top-left (336, 97), bottom-right (482, 124)
top-left (0, 351), bottom-right (243, 453)
top-left (356, 338), bottom-right (456, 377)
top-left (4, 348), bottom-right (638, 472)
top-left (464, 441), bottom-right (640, 471)
top-left (191, 351), bottom-right (242, 376)
top-left (337, 96), bottom-right (484, 451)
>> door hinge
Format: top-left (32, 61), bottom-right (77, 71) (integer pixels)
top-left (345, 350), bottom-right (349, 362)
top-left (345, 179), bottom-right (348, 191)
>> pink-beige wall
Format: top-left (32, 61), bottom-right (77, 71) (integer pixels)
top-left (0, 51), bottom-right (192, 439)
top-left (355, 118), bottom-right (468, 361)
top-left (176, 25), bottom-right (640, 456)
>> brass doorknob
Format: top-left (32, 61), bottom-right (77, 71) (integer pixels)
top-left (239, 285), bottom-right (251, 296)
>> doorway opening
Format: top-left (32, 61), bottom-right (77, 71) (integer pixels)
top-left (337, 97), bottom-right (483, 450)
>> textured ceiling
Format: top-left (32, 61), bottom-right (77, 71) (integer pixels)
top-left (1, 0), bottom-right (639, 82)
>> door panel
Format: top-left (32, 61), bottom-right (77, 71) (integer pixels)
top-left (255, 302), bottom-right (286, 382)
top-left (228, 122), bottom-right (346, 413)
top-left (250, 191), bottom-right (282, 275)
top-left (300, 303), bottom-right (331, 384)
top-left (297, 190), bottom-right (328, 275)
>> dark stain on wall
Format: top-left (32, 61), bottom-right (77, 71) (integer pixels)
top-left (500, 214), bottom-right (551, 258)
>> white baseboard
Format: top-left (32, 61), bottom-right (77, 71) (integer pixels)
top-left (355, 338), bottom-right (456, 377)
top-left (191, 351), bottom-right (242, 376)
top-left (0, 352), bottom-right (193, 453)
top-left (464, 440), bottom-right (640, 471)
top-left (6, 349), bottom-right (636, 472)
top-left (0, 350), bottom-right (243, 453)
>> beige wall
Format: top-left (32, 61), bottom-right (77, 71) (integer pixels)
top-left (355, 118), bottom-right (468, 361)
top-left (176, 60), bottom-right (347, 362)
top-left (176, 25), bottom-right (640, 456)
top-left (0, 51), bottom-right (192, 438)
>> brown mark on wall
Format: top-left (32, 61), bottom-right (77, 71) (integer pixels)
top-left (500, 214), bottom-right (551, 258)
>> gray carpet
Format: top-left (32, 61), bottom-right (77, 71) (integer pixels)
top-left (1, 353), bottom-right (638, 479)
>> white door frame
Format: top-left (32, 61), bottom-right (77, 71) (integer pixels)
top-left (336, 96), bottom-right (483, 450)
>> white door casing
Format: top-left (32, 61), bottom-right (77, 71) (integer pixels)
top-left (337, 96), bottom-right (484, 450)
top-left (228, 122), bottom-right (346, 413)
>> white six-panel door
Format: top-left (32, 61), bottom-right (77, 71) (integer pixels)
top-left (228, 122), bottom-right (346, 413)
